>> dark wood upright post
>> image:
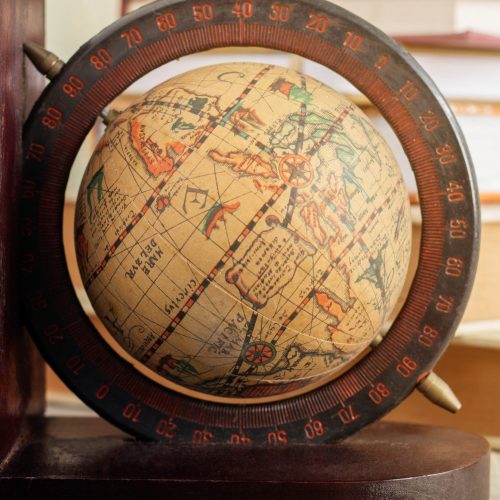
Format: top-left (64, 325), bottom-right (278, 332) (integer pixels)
top-left (0, 0), bottom-right (46, 464)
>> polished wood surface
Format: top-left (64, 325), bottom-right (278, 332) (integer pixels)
top-left (0, 418), bottom-right (490, 499)
top-left (0, 0), bottom-right (46, 463)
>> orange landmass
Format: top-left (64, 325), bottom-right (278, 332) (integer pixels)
top-left (318, 291), bottom-right (362, 354)
top-left (170, 141), bottom-right (186, 155)
top-left (130, 119), bottom-right (174, 178)
top-left (205, 202), bottom-right (240, 238)
top-left (315, 292), bottom-right (346, 321)
top-left (320, 206), bottom-right (341, 243)
top-left (210, 150), bottom-right (277, 179)
top-left (300, 202), bottom-right (327, 247)
top-left (253, 178), bottom-right (281, 193)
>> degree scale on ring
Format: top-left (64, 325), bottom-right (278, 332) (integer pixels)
top-left (21, 0), bottom-right (479, 445)
top-left (23, 43), bottom-right (121, 126)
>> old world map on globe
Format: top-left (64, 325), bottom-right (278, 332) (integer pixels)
top-left (75, 62), bottom-right (411, 401)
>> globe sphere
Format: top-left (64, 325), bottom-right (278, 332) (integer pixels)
top-left (75, 63), bottom-right (411, 400)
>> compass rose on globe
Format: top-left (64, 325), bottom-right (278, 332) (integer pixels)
top-left (279, 154), bottom-right (314, 188)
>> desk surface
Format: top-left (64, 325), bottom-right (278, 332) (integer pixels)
top-left (0, 417), bottom-right (491, 500)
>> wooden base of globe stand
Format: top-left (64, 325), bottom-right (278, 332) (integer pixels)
top-left (0, 417), bottom-right (490, 500)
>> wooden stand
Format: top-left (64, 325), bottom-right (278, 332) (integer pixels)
top-left (0, 0), bottom-right (46, 464)
top-left (0, 1), bottom-right (491, 499)
top-left (0, 417), bottom-right (490, 499)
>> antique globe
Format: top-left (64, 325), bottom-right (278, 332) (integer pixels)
top-left (75, 63), bottom-right (412, 400)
